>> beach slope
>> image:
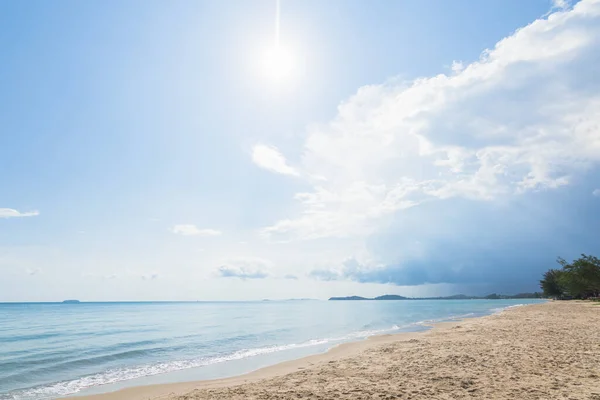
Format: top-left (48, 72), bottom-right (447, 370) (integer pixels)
top-left (75, 302), bottom-right (600, 400)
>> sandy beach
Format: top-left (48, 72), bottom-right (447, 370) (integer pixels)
top-left (72, 301), bottom-right (600, 400)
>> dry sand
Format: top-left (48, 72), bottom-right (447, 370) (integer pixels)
top-left (73, 301), bottom-right (600, 400)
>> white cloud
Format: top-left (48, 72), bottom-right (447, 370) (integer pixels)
top-left (252, 144), bottom-right (300, 176)
top-left (141, 273), bottom-right (159, 280)
top-left (261, 0), bottom-right (600, 241)
top-left (215, 256), bottom-right (273, 279)
top-left (451, 60), bottom-right (464, 73)
top-left (593, 189), bottom-right (600, 197)
top-left (170, 225), bottom-right (222, 236)
top-left (552, 0), bottom-right (571, 10)
top-left (26, 268), bottom-right (41, 276)
top-left (261, 181), bottom-right (422, 240)
top-left (0, 208), bottom-right (39, 218)
top-left (82, 272), bottom-right (120, 279)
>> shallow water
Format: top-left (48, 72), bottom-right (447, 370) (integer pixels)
top-left (0, 299), bottom-right (544, 399)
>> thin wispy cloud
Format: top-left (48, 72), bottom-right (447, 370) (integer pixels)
top-left (552, 0), bottom-right (571, 10)
top-left (26, 268), bottom-right (41, 276)
top-left (215, 257), bottom-right (273, 279)
top-left (217, 266), bottom-right (269, 279)
top-left (252, 144), bottom-right (299, 176)
top-left (170, 225), bottom-right (222, 236)
top-left (141, 273), bottom-right (159, 280)
top-left (0, 208), bottom-right (39, 218)
top-left (82, 272), bottom-right (119, 279)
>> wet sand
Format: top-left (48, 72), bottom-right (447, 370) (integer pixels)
top-left (72, 301), bottom-right (600, 400)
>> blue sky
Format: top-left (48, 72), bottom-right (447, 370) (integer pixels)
top-left (2, 0), bottom-right (599, 301)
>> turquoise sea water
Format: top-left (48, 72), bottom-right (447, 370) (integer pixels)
top-left (0, 299), bottom-right (544, 399)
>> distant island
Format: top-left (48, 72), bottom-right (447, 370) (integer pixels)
top-left (62, 300), bottom-right (81, 304)
top-left (329, 293), bottom-right (543, 301)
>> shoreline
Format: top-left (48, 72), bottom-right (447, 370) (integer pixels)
top-left (68, 303), bottom-right (530, 400)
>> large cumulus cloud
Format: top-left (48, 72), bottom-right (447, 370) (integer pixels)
top-left (309, 176), bottom-right (600, 291)
top-left (254, 0), bottom-right (600, 291)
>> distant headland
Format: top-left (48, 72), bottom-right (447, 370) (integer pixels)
top-left (329, 293), bottom-right (543, 301)
top-left (62, 300), bottom-right (81, 304)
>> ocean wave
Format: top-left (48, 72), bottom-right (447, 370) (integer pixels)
top-left (0, 332), bottom-right (62, 344)
top-left (4, 324), bottom-right (410, 400)
top-left (490, 303), bottom-right (525, 314)
top-left (413, 312), bottom-right (477, 327)
top-left (2, 304), bottom-right (527, 400)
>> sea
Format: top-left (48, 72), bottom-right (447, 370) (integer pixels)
top-left (0, 299), bottom-right (544, 400)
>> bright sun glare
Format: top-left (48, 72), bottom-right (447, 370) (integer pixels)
top-left (263, 45), bottom-right (295, 81)
top-left (261, 0), bottom-right (297, 83)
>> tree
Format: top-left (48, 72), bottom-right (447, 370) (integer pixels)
top-left (558, 254), bottom-right (600, 299)
top-left (540, 268), bottom-right (566, 298)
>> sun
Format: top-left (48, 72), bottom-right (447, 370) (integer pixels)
top-left (260, 0), bottom-right (299, 84)
top-left (263, 45), bottom-right (295, 82)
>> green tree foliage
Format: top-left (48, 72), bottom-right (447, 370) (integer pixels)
top-left (541, 255), bottom-right (600, 299)
top-left (559, 255), bottom-right (600, 298)
top-left (540, 269), bottom-right (565, 298)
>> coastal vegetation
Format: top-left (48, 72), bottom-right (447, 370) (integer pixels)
top-left (540, 254), bottom-right (600, 299)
